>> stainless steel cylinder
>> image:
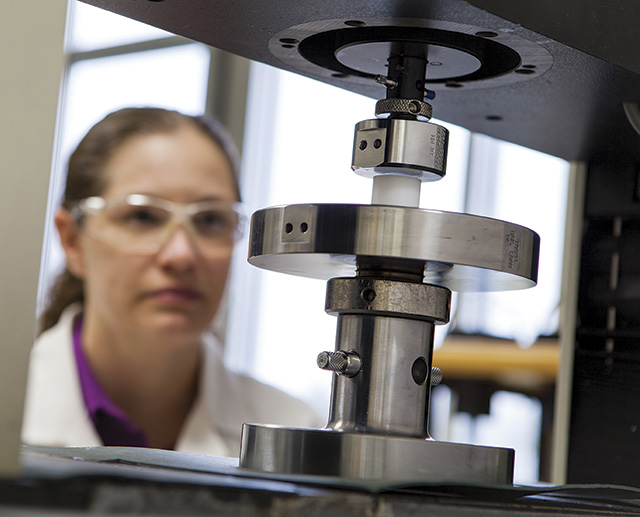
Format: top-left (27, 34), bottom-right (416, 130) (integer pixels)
top-left (327, 314), bottom-right (436, 437)
top-left (352, 118), bottom-right (449, 181)
top-left (324, 277), bottom-right (451, 437)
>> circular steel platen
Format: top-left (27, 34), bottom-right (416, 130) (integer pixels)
top-left (337, 41), bottom-right (482, 80)
top-left (248, 204), bottom-right (539, 292)
top-left (240, 423), bottom-right (514, 484)
top-left (269, 19), bottom-right (553, 92)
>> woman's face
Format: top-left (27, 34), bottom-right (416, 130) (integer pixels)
top-left (71, 123), bottom-right (238, 343)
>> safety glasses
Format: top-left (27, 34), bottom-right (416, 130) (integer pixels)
top-left (72, 194), bottom-right (245, 257)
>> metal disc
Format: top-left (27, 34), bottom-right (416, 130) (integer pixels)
top-left (336, 41), bottom-right (482, 80)
top-left (240, 423), bottom-right (514, 484)
top-left (269, 18), bottom-right (553, 91)
top-left (248, 204), bottom-right (539, 292)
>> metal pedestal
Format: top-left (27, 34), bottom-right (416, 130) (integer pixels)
top-left (240, 424), bottom-right (514, 484)
top-left (239, 203), bottom-right (539, 485)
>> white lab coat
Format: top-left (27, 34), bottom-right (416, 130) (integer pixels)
top-left (21, 305), bottom-right (322, 457)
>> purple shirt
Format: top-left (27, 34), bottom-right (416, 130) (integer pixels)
top-left (72, 316), bottom-right (150, 447)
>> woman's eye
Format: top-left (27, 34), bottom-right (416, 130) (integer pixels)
top-left (120, 207), bottom-right (165, 228)
top-left (193, 211), bottom-right (233, 234)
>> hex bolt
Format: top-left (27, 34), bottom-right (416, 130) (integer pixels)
top-left (317, 350), bottom-right (362, 377)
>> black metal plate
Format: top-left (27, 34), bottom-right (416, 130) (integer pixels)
top-left (79, 0), bottom-right (640, 162)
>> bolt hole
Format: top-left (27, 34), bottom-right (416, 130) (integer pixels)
top-left (411, 357), bottom-right (428, 385)
top-left (373, 139), bottom-right (382, 149)
top-left (445, 82), bottom-right (463, 88)
top-left (359, 140), bottom-right (368, 150)
top-left (476, 31), bottom-right (498, 38)
top-left (285, 223), bottom-right (294, 234)
top-left (345, 20), bottom-right (366, 27)
top-left (522, 64), bottom-right (537, 69)
top-left (300, 222), bottom-right (309, 233)
top-left (281, 44), bottom-right (296, 49)
top-left (409, 101), bottom-right (421, 113)
top-left (279, 38), bottom-right (299, 45)
top-left (361, 288), bottom-right (376, 303)
top-left (486, 115), bottom-right (503, 121)
top-left (430, 61), bottom-right (443, 66)
top-left (515, 68), bottom-right (536, 74)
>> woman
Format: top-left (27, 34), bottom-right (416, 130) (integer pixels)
top-left (22, 107), bottom-right (319, 456)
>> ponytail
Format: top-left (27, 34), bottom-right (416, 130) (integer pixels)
top-left (39, 269), bottom-right (84, 333)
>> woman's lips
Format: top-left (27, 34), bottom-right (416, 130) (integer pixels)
top-left (147, 287), bottom-right (203, 303)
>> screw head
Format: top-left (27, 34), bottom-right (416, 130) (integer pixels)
top-left (317, 352), bottom-right (330, 369)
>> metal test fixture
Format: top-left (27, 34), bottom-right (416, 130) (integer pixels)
top-left (242, 41), bottom-right (539, 484)
top-left (80, 0), bottom-right (640, 488)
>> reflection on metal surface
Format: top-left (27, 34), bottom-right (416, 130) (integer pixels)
top-left (249, 204), bottom-right (539, 291)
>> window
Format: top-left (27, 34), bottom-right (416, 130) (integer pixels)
top-left (456, 134), bottom-right (569, 345)
top-left (38, 1), bottom-right (211, 312)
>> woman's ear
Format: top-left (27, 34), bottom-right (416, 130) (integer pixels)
top-left (54, 208), bottom-right (85, 278)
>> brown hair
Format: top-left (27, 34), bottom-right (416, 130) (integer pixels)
top-left (39, 107), bottom-right (241, 333)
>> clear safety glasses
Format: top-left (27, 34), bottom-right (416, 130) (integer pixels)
top-left (71, 194), bottom-right (246, 257)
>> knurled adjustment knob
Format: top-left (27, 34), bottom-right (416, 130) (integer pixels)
top-left (431, 366), bottom-right (443, 386)
top-left (317, 350), bottom-right (362, 377)
top-left (375, 98), bottom-right (433, 120)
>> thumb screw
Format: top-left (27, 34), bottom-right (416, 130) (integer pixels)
top-left (431, 366), bottom-right (443, 386)
top-left (317, 351), bottom-right (361, 377)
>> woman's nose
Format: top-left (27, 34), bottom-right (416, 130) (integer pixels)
top-left (155, 225), bottom-right (199, 270)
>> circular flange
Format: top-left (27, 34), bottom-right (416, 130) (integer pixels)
top-left (240, 423), bottom-right (514, 484)
top-left (352, 118), bottom-right (448, 180)
top-left (270, 18), bottom-right (553, 92)
top-left (248, 204), bottom-right (539, 292)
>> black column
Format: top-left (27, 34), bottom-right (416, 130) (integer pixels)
top-left (567, 159), bottom-right (640, 485)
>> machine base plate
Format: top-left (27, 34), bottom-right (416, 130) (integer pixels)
top-left (239, 423), bottom-right (514, 485)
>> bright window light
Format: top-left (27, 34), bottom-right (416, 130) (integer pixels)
top-left (61, 44), bottom-right (210, 160)
top-left (69, 2), bottom-right (171, 52)
top-left (455, 135), bottom-right (570, 346)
